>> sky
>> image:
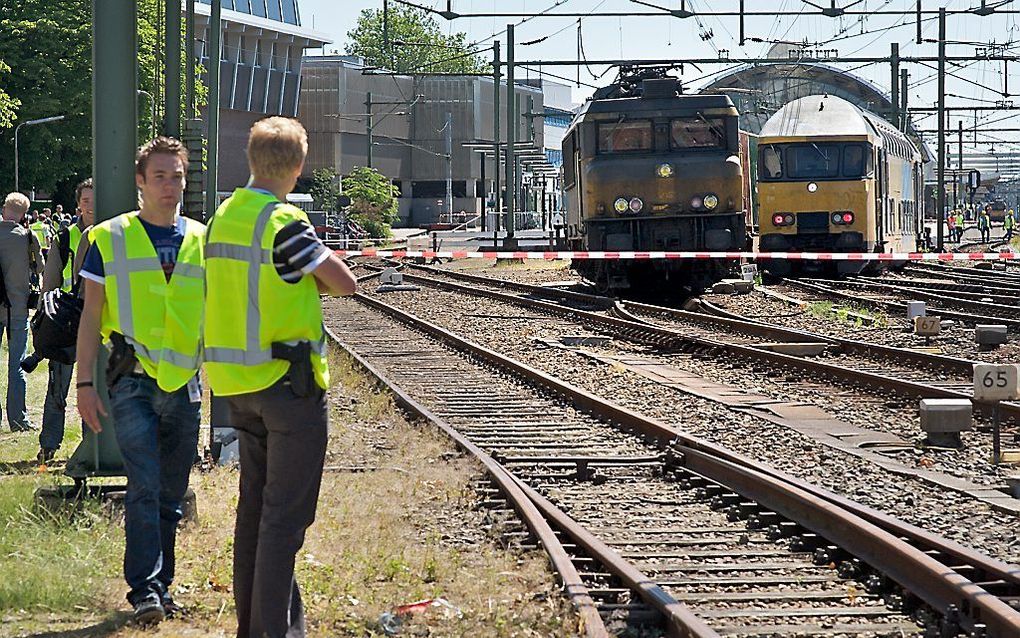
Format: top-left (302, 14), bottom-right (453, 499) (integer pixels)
top-left (297, 0), bottom-right (1020, 153)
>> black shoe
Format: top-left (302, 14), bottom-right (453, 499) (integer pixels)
top-left (132, 598), bottom-right (165, 625)
top-left (10, 423), bottom-right (38, 433)
top-left (37, 448), bottom-right (55, 465)
top-left (161, 593), bottom-right (184, 618)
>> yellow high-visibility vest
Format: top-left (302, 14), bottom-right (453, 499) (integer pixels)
top-left (61, 224), bottom-right (84, 292)
top-left (30, 221), bottom-right (49, 249)
top-left (203, 188), bottom-right (328, 396)
top-left (88, 211), bottom-right (206, 392)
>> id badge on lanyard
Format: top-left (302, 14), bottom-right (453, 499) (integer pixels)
top-left (187, 376), bottom-right (202, 404)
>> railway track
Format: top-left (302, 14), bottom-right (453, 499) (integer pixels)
top-left (326, 282), bottom-right (1020, 637)
top-left (383, 262), bottom-right (1019, 428)
top-left (779, 276), bottom-right (1020, 331)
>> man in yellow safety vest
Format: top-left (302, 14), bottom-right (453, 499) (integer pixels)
top-left (75, 138), bottom-right (204, 625)
top-left (1005, 210), bottom-right (1016, 242)
top-left (37, 178), bottom-right (93, 464)
top-left (29, 209), bottom-right (51, 257)
top-left (203, 117), bottom-right (356, 637)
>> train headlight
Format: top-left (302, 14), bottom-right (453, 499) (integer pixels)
top-left (629, 197), bottom-right (644, 213)
top-left (690, 196), bottom-right (703, 209)
top-left (703, 194), bottom-right (719, 210)
top-left (807, 182), bottom-right (818, 193)
top-left (832, 213), bottom-right (843, 224)
top-left (656, 163), bottom-right (674, 178)
top-left (614, 197), bottom-right (629, 213)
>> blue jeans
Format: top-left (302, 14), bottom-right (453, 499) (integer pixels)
top-left (0, 308), bottom-right (31, 430)
top-left (109, 374), bottom-right (200, 605)
top-left (40, 360), bottom-right (74, 450)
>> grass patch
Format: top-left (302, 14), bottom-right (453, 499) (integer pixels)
top-left (807, 300), bottom-right (888, 328)
top-left (2, 343), bottom-right (579, 636)
top-left (0, 478), bottom-right (121, 612)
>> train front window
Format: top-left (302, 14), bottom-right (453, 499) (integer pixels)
top-left (597, 120), bottom-right (653, 153)
top-left (843, 144), bottom-right (867, 178)
top-left (670, 117), bottom-right (726, 149)
top-left (759, 145), bottom-right (783, 179)
top-left (786, 144), bottom-right (840, 179)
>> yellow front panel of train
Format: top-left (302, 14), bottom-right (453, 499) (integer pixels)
top-left (760, 180), bottom-right (871, 235)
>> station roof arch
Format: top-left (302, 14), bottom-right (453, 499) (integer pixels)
top-left (699, 52), bottom-right (928, 160)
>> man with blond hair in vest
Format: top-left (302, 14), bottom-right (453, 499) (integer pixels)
top-left (76, 137), bottom-right (205, 624)
top-left (204, 117), bottom-right (356, 637)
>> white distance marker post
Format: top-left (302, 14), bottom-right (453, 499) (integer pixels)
top-left (972, 363), bottom-right (1020, 464)
top-left (914, 316), bottom-right (941, 346)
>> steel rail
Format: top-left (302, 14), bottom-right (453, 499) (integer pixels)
top-left (816, 278), bottom-right (1020, 320)
top-left (396, 269), bottom-right (1004, 411)
top-left (398, 261), bottom-right (982, 377)
top-left (335, 296), bottom-right (711, 637)
top-left (323, 327), bottom-right (613, 637)
top-left (781, 277), bottom-right (1020, 330)
top-left (343, 285), bottom-right (1020, 636)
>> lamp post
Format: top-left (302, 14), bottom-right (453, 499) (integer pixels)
top-left (14, 114), bottom-right (66, 193)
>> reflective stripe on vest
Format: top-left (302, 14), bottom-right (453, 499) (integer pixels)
top-left (61, 225), bottom-right (84, 291)
top-left (203, 189), bottom-right (329, 395)
top-left (93, 213), bottom-right (206, 390)
top-left (204, 202), bottom-right (326, 366)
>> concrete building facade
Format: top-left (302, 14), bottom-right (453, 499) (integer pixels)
top-left (299, 55), bottom-right (554, 227)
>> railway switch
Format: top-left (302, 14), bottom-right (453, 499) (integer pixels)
top-left (974, 324), bottom-right (1008, 350)
top-left (920, 398), bottom-right (973, 448)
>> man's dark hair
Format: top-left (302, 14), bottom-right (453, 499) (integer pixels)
top-left (74, 177), bottom-right (93, 205)
top-left (136, 137), bottom-right (189, 178)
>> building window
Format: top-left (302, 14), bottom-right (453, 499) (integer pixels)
top-left (250, 0), bottom-right (267, 18)
top-left (281, 0), bottom-right (298, 24)
top-left (235, 0), bottom-right (251, 13)
top-left (266, 0), bottom-right (282, 21)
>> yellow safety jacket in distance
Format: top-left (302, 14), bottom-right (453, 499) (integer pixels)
top-left (89, 211), bottom-right (206, 392)
top-left (203, 188), bottom-right (329, 396)
top-left (30, 221), bottom-right (49, 249)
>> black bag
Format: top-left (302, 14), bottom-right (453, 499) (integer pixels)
top-left (29, 289), bottom-right (83, 365)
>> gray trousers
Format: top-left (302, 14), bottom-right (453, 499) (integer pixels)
top-left (228, 377), bottom-right (327, 638)
top-left (40, 360), bottom-right (74, 450)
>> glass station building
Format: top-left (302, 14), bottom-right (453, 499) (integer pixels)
top-left (195, 0), bottom-right (330, 189)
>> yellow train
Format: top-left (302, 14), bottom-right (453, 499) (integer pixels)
top-left (756, 94), bottom-right (924, 275)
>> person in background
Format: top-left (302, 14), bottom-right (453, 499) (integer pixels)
top-left (1004, 209), bottom-right (1015, 243)
top-left (37, 178), bottom-right (94, 464)
top-left (204, 117), bottom-right (356, 638)
top-left (978, 208), bottom-right (991, 243)
top-left (956, 210), bottom-right (966, 242)
top-left (30, 209), bottom-right (51, 258)
top-left (946, 209), bottom-right (956, 242)
top-left (76, 138), bottom-right (204, 624)
top-left (0, 192), bottom-right (43, 432)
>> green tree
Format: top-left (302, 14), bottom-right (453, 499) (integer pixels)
top-left (0, 61), bottom-right (20, 129)
top-left (0, 0), bottom-right (200, 205)
top-left (342, 166), bottom-right (400, 238)
top-left (309, 167), bottom-right (341, 211)
top-left (344, 6), bottom-right (487, 75)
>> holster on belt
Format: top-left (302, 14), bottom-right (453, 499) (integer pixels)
top-left (107, 332), bottom-right (138, 386)
top-left (271, 341), bottom-right (314, 397)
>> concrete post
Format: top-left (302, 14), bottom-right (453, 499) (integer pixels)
top-left (492, 41), bottom-right (501, 230)
top-left (505, 24), bottom-right (516, 239)
top-left (66, 0), bottom-right (139, 478)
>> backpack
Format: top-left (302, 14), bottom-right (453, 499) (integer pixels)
top-left (29, 289), bottom-right (83, 365)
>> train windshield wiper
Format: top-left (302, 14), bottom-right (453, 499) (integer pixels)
top-left (695, 112), bottom-right (725, 142)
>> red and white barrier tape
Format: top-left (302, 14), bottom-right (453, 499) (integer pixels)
top-left (336, 249), bottom-right (1020, 261)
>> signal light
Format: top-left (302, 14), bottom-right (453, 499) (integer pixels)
top-left (614, 197), bottom-right (629, 213)
top-left (772, 213), bottom-right (795, 227)
top-left (831, 211), bottom-right (855, 225)
top-left (629, 197), bottom-right (644, 213)
top-left (842, 212), bottom-right (854, 223)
